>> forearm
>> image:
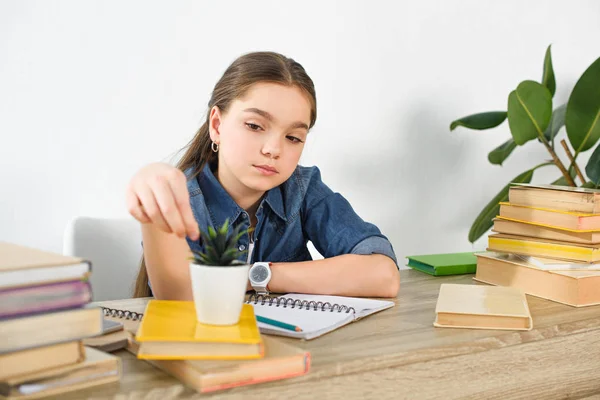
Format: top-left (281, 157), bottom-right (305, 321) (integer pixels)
top-left (142, 224), bottom-right (193, 301)
top-left (267, 254), bottom-right (400, 298)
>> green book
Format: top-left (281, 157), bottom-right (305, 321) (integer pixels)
top-left (405, 252), bottom-right (477, 276)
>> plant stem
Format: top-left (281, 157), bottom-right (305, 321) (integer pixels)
top-left (538, 135), bottom-right (576, 186)
top-left (560, 139), bottom-right (586, 185)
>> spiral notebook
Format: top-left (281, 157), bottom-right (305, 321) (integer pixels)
top-left (245, 294), bottom-right (395, 340)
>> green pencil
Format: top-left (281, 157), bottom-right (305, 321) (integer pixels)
top-left (256, 315), bottom-right (302, 332)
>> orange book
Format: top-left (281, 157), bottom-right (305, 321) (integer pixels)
top-left (492, 218), bottom-right (600, 245)
top-left (498, 202), bottom-right (600, 231)
top-left (433, 283), bottom-right (532, 331)
top-left (474, 252), bottom-right (600, 307)
top-left (129, 334), bottom-right (309, 393)
top-left (135, 301), bottom-right (263, 360)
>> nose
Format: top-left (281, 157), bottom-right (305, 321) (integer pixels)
top-left (261, 135), bottom-right (281, 159)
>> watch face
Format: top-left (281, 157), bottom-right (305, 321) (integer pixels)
top-left (251, 265), bottom-right (269, 282)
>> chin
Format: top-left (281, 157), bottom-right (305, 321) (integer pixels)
top-left (243, 176), bottom-right (284, 192)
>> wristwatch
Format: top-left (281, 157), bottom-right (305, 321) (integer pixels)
top-left (249, 262), bottom-right (272, 295)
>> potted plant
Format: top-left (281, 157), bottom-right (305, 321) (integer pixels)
top-left (189, 219), bottom-right (251, 325)
top-left (450, 45), bottom-right (600, 244)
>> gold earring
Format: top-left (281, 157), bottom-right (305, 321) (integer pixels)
top-left (211, 141), bottom-right (219, 152)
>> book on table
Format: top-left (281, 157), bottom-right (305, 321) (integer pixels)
top-left (433, 283), bottom-right (532, 331)
top-left (474, 251), bottom-right (600, 307)
top-left (405, 252), bottom-right (477, 276)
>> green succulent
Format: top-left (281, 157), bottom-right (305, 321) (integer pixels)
top-left (190, 219), bottom-right (252, 266)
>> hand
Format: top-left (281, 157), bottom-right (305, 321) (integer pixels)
top-left (126, 163), bottom-right (199, 240)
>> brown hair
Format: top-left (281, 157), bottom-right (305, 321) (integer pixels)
top-left (133, 51), bottom-right (317, 298)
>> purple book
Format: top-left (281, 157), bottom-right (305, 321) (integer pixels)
top-left (0, 280), bottom-right (92, 319)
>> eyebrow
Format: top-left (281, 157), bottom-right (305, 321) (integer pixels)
top-left (243, 108), bottom-right (309, 131)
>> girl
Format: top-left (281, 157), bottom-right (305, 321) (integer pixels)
top-left (128, 51), bottom-right (399, 300)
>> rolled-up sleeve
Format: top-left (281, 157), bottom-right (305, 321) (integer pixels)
top-left (301, 167), bottom-right (398, 267)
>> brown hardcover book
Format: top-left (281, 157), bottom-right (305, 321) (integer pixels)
top-left (0, 242), bottom-right (90, 290)
top-left (0, 347), bottom-right (120, 399)
top-left (474, 252), bottom-right (600, 307)
top-left (498, 202), bottom-right (600, 231)
top-left (128, 335), bottom-right (309, 393)
top-left (492, 218), bottom-right (600, 245)
top-left (0, 308), bottom-right (103, 354)
top-left (433, 283), bottom-right (532, 331)
top-left (509, 183), bottom-right (600, 214)
top-left (0, 341), bottom-right (84, 381)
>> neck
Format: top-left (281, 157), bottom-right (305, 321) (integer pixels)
top-left (215, 165), bottom-right (264, 217)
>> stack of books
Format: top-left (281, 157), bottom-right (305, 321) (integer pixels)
top-left (474, 183), bottom-right (600, 307)
top-left (117, 299), bottom-right (310, 393)
top-left (0, 242), bottom-right (121, 399)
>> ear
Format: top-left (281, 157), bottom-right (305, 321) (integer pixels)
top-left (208, 106), bottom-right (222, 143)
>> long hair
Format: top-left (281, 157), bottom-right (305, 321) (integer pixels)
top-left (133, 51), bottom-right (317, 297)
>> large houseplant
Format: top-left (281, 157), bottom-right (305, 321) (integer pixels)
top-left (189, 219), bottom-right (251, 325)
top-left (450, 45), bottom-right (600, 243)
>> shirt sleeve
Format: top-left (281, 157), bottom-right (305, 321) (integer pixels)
top-left (300, 167), bottom-right (398, 267)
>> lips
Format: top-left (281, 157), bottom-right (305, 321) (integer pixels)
top-left (254, 164), bottom-right (279, 173)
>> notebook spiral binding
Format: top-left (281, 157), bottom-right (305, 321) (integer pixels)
top-left (101, 307), bottom-right (144, 321)
top-left (247, 293), bottom-right (356, 314)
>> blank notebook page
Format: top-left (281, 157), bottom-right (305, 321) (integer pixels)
top-left (248, 294), bottom-right (394, 340)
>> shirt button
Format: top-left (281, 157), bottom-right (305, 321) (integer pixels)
top-left (239, 245), bottom-right (246, 251)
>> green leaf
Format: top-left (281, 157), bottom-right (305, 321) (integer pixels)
top-left (468, 169), bottom-right (535, 243)
top-left (488, 139), bottom-right (517, 165)
top-left (586, 144), bottom-right (600, 185)
top-left (541, 45), bottom-right (556, 97)
top-left (218, 219), bottom-right (229, 236)
top-left (582, 181), bottom-right (599, 189)
top-left (507, 80), bottom-right (553, 145)
top-left (566, 56), bottom-right (600, 153)
top-left (208, 226), bottom-right (217, 240)
top-left (450, 112), bottom-right (507, 131)
top-left (543, 104), bottom-right (567, 144)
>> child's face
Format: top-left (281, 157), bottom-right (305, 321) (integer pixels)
top-left (212, 82), bottom-right (312, 194)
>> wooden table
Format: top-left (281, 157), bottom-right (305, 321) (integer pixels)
top-left (59, 269), bottom-right (600, 399)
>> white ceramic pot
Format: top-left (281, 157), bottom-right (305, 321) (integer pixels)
top-left (189, 262), bottom-right (249, 325)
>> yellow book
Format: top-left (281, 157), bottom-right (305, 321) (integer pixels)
top-left (433, 283), bottom-right (532, 331)
top-left (487, 233), bottom-right (600, 263)
top-left (135, 301), bottom-right (263, 360)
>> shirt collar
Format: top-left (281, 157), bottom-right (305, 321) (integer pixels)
top-left (198, 162), bottom-right (287, 226)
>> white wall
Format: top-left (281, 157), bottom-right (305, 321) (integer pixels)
top-left (1, 0), bottom-right (599, 266)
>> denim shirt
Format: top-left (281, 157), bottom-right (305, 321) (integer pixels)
top-left (186, 162), bottom-right (398, 266)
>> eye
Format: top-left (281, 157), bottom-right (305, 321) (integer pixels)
top-left (245, 123), bottom-right (262, 131)
top-left (286, 136), bottom-right (304, 144)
